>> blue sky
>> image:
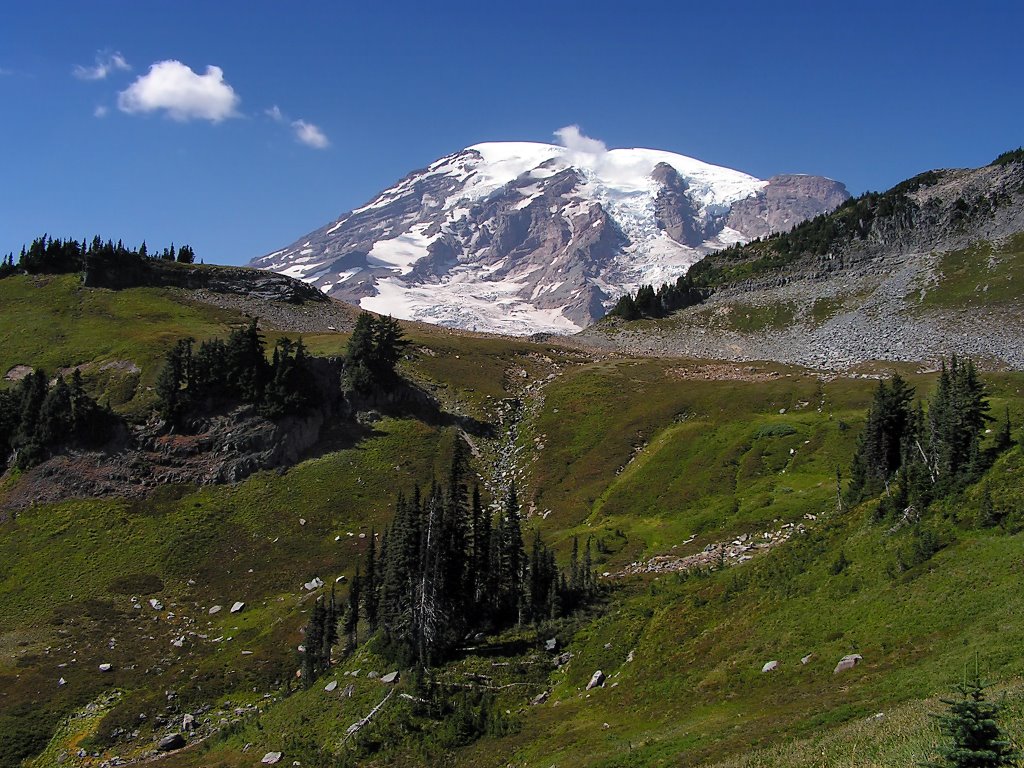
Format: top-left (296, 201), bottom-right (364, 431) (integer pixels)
top-left (1, 1), bottom-right (1021, 266)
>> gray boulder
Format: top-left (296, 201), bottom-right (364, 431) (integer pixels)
top-left (157, 734), bottom-right (186, 752)
top-left (586, 670), bottom-right (605, 690)
top-left (381, 671), bottom-right (399, 684)
top-left (761, 660), bottom-right (779, 673)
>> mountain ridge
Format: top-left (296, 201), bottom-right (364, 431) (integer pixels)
top-left (584, 154), bottom-right (1024, 368)
top-left (251, 142), bottom-right (848, 333)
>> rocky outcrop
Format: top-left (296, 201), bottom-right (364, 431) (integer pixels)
top-left (652, 162), bottom-right (718, 246)
top-left (1, 355), bottom-right (346, 509)
top-left (0, 405), bottom-right (331, 510)
top-left (726, 174), bottom-right (850, 240)
top-left (84, 254), bottom-right (327, 304)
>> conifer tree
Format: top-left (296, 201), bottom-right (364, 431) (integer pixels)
top-left (497, 483), bottom-right (526, 623)
top-left (469, 484), bottom-right (489, 608)
top-left (344, 312), bottom-right (377, 394)
top-left (343, 567), bottom-right (361, 653)
top-left (301, 598), bottom-right (326, 687)
top-left (344, 312), bottom-right (408, 394)
top-left (583, 536), bottom-right (594, 595)
top-left (847, 374), bottom-right (916, 503)
top-left (323, 585), bottom-right (339, 665)
top-left (371, 315), bottom-right (409, 385)
top-left (37, 375), bottom-right (73, 446)
top-left (364, 529), bottom-right (378, 630)
top-left (926, 668), bottom-right (1019, 768)
top-left (569, 535), bottom-right (581, 593)
top-left (225, 320), bottom-right (268, 403)
top-left (155, 339), bottom-right (193, 427)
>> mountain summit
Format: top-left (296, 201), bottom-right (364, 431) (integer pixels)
top-left (251, 141), bottom-right (849, 334)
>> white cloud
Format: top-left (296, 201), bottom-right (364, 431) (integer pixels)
top-left (291, 119), bottom-right (329, 149)
top-left (118, 60), bottom-right (240, 123)
top-left (73, 51), bottom-right (131, 81)
top-left (265, 105), bottom-right (285, 123)
top-left (554, 125), bottom-right (607, 157)
top-left (94, 105), bottom-right (109, 118)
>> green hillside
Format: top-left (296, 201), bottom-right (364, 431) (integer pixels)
top-left (2, 270), bottom-right (1023, 768)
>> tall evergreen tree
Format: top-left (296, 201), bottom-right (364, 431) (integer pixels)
top-left (344, 312), bottom-right (408, 394)
top-left (37, 375), bottom-right (73, 446)
top-left (497, 483), bottom-right (526, 623)
top-left (343, 567), bottom-right (361, 653)
top-left (344, 312), bottom-right (377, 394)
top-left (224, 320), bottom-right (268, 403)
top-left (364, 529), bottom-right (378, 630)
top-left (155, 339), bottom-right (193, 427)
top-left (847, 374), bottom-right (916, 503)
top-left (323, 585), bottom-right (339, 665)
top-left (469, 484), bottom-right (489, 608)
top-left (371, 315), bottom-right (409, 384)
top-left (301, 598), bottom-right (326, 687)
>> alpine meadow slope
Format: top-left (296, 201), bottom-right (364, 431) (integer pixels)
top-left (2, 151), bottom-right (1024, 768)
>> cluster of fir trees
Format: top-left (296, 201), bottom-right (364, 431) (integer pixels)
top-left (343, 312), bottom-right (409, 395)
top-left (0, 369), bottom-right (117, 470)
top-left (608, 274), bottom-right (707, 321)
top-left (332, 448), bottom-right (597, 671)
top-left (155, 320), bottom-right (315, 428)
top-left (0, 235), bottom-right (196, 278)
top-left (846, 358), bottom-right (1013, 516)
top-left (300, 587), bottom-right (341, 686)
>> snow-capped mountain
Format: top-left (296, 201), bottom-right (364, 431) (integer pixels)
top-left (251, 141), bottom-right (849, 334)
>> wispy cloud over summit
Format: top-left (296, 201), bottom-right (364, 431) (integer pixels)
top-left (73, 51), bottom-right (131, 81)
top-left (266, 104), bottom-right (329, 149)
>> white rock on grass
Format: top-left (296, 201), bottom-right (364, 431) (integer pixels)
top-left (230, 602), bottom-right (245, 613)
top-left (833, 654), bottom-right (863, 674)
top-left (208, 605), bottom-right (223, 615)
top-left (762, 660), bottom-right (779, 673)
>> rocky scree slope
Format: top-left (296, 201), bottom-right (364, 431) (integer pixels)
top-left (251, 142), bottom-right (847, 334)
top-left (581, 156), bottom-right (1024, 368)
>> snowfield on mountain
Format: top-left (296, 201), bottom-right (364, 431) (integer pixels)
top-left (252, 139), bottom-right (848, 334)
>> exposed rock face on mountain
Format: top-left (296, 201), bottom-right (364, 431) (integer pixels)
top-left (725, 174), bottom-right (853, 240)
top-left (251, 142), bottom-right (848, 334)
top-left (580, 156), bottom-right (1024, 369)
